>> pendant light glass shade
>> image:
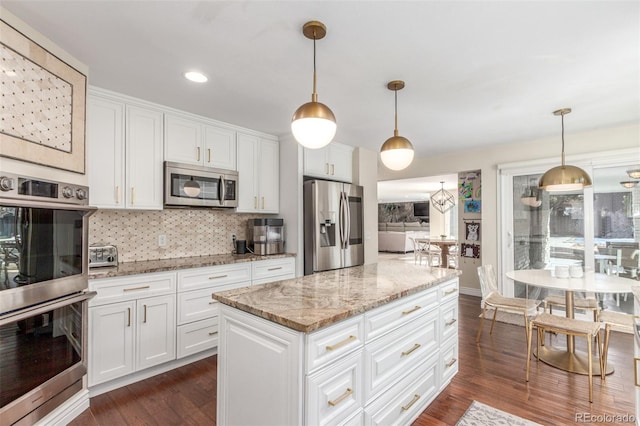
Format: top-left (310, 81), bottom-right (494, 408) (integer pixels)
top-left (291, 21), bottom-right (336, 149)
top-left (627, 168), bottom-right (640, 179)
top-left (380, 80), bottom-right (414, 171)
top-left (539, 108), bottom-right (592, 192)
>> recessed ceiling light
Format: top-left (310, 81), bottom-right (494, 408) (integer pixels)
top-left (184, 71), bottom-right (208, 83)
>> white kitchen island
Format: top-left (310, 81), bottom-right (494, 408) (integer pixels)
top-left (213, 261), bottom-right (461, 426)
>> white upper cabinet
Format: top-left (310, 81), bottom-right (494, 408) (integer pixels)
top-left (87, 90), bottom-right (163, 210)
top-left (236, 133), bottom-right (279, 213)
top-left (303, 142), bottom-right (354, 183)
top-left (164, 113), bottom-right (236, 170)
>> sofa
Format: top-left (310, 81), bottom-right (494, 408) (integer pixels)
top-left (378, 222), bottom-right (430, 253)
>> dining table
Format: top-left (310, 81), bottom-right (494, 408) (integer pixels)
top-left (414, 237), bottom-right (458, 267)
top-left (506, 269), bottom-right (635, 375)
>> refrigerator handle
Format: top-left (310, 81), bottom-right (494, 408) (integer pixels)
top-left (344, 193), bottom-right (351, 248)
top-left (339, 192), bottom-right (345, 249)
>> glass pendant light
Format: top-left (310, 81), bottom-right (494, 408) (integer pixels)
top-left (291, 21), bottom-right (336, 149)
top-left (539, 108), bottom-right (592, 192)
top-left (380, 80), bottom-right (414, 170)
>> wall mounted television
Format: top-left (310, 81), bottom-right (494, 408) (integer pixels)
top-left (413, 202), bottom-right (430, 220)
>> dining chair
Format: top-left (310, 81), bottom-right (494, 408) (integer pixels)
top-left (527, 313), bottom-right (603, 402)
top-left (476, 265), bottom-right (540, 343)
top-left (543, 292), bottom-right (599, 321)
top-left (598, 310), bottom-right (636, 380)
top-left (447, 244), bottom-right (459, 269)
top-left (409, 237), bottom-right (428, 265)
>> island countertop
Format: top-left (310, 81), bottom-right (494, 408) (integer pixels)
top-left (212, 261), bottom-right (461, 333)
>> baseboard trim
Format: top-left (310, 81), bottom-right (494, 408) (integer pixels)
top-left (460, 287), bottom-right (481, 297)
top-left (89, 348), bottom-right (217, 397)
top-left (35, 389), bottom-right (90, 426)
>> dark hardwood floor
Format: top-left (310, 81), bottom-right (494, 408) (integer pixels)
top-left (71, 295), bottom-right (635, 425)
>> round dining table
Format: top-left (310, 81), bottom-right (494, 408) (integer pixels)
top-left (414, 237), bottom-right (458, 267)
top-left (506, 269), bottom-right (635, 375)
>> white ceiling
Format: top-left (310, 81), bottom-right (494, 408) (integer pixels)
top-left (377, 174), bottom-right (458, 203)
top-left (3, 1), bottom-right (638, 170)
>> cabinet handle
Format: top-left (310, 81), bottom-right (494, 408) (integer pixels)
top-left (208, 148), bottom-right (211, 163)
top-left (131, 187), bottom-right (135, 205)
top-left (267, 267), bottom-right (282, 271)
top-left (402, 306), bottom-right (421, 315)
top-left (197, 147), bottom-right (201, 161)
top-left (209, 331), bottom-right (216, 336)
top-left (115, 186), bottom-right (120, 204)
top-left (401, 343), bottom-right (421, 356)
top-left (444, 288), bottom-right (458, 296)
top-left (401, 394), bottom-right (421, 411)
top-left (326, 163), bottom-right (329, 174)
top-left (208, 275), bottom-right (228, 280)
top-left (123, 285), bottom-right (150, 292)
top-left (446, 358), bottom-right (458, 367)
top-left (127, 307), bottom-right (131, 327)
top-left (209, 301), bottom-right (216, 305)
top-left (331, 164), bottom-right (335, 175)
top-left (254, 196), bottom-right (258, 209)
top-left (143, 304), bottom-right (147, 323)
top-left (326, 335), bottom-right (356, 351)
top-left (261, 197), bottom-right (265, 209)
top-left (445, 318), bottom-right (457, 326)
top-left (328, 388), bottom-right (352, 407)
top-left (635, 358), bottom-right (640, 386)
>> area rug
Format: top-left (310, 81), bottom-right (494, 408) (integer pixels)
top-left (478, 309), bottom-right (526, 327)
top-left (456, 400), bottom-right (542, 426)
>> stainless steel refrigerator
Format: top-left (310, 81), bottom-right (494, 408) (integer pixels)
top-left (304, 179), bottom-right (364, 275)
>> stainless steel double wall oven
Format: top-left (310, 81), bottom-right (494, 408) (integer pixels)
top-left (0, 172), bottom-right (95, 425)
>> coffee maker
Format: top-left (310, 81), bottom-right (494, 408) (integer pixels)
top-left (247, 218), bottom-right (285, 255)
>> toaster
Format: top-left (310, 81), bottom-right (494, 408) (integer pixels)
top-left (89, 245), bottom-right (118, 268)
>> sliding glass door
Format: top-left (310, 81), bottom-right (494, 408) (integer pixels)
top-left (499, 149), bottom-right (638, 314)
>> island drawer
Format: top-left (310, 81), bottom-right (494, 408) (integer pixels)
top-left (306, 315), bottom-right (365, 374)
top-left (439, 279), bottom-right (459, 303)
top-left (89, 272), bottom-right (177, 307)
top-left (306, 350), bottom-right (364, 426)
top-left (439, 334), bottom-right (459, 391)
top-left (177, 263), bottom-right (251, 292)
top-left (363, 308), bottom-right (439, 402)
top-left (364, 351), bottom-right (438, 426)
top-left (364, 287), bottom-right (438, 342)
top-left (177, 317), bottom-right (218, 359)
top-left (439, 298), bottom-right (458, 343)
top-left (252, 257), bottom-right (295, 285)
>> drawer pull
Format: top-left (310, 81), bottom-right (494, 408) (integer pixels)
top-left (143, 304), bottom-right (147, 323)
top-left (401, 343), bottom-right (421, 356)
top-left (444, 288), bottom-right (458, 296)
top-left (328, 388), bottom-right (352, 407)
top-left (127, 307), bottom-right (131, 327)
top-left (209, 301), bottom-right (217, 305)
top-left (445, 318), bottom-right (457, 326)
top-left (123, 285), bottom-right (150, 292)
top-left (402, 306), bottom-right (421, 315)
top-left (209, 275), bottom-right (228, 280)
top-left (209, 332), bottom-right (216, 336)
top-left (326, 335), bottom-right (356, 351)
top-left (267, 267), bottom-right (282, 271)
top-left (401, 394), bottom-right (421, 411)
top-left (446, 358), bottom-right (457, 367)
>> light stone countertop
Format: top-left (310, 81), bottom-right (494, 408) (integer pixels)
top-left (213, 261), bottom-right (461, 333)
top-left (87, 252), bottom-right (296, 279)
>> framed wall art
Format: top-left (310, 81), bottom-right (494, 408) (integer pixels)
top-left (461, 243), bottom-right (480, 259)
top-left (465, 221), bottom-right (480, 241)
top-left (0, 20), bottom-right (87, 174)
top-left (464, 199), bottom-right (481, 213)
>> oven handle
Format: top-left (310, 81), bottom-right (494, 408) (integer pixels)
top-left (0, 291), bottom-right (96, 326)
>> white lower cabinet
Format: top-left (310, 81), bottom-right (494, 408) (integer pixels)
top-left (177, 316), bottom-right (219, 359)
top-left (217, 278), bottom-right (459, 426)
top-left (89, 292), bottom-right (176, 386)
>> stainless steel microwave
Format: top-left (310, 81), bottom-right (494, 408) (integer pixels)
top-left (164, 161), bottom-right (238, 208)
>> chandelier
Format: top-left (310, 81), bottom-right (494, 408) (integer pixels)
top-left (431, 181), bottom-right (455, 214)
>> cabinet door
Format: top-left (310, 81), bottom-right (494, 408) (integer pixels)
top-left (204, 125), bottom-right (236, 170)
top-left (303, 146), bottom-right (330, 178)
top-left (164, 114), bottom-right (202, 166)
top-left (88, 301), bottom-right (135, 386)
top-left (258, 139), bottom-right (279, 213)
top-left (328, 144), bottom-right (353, 183)
top-left (87, 96), bottom-right (125, 208)
top-left (236, 133), bottom-right (259, 212)
top-left (137, 294), bottom-right (176, 370)
top-left (126, 105), bottom-right (164, 210)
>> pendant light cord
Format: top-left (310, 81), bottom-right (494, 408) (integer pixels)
top-left (560, 112), bottom-right (565, 167)
top-left (312, 33), bottom-right (317, 102)
top-left (394, 84), bottom-right (399, 136)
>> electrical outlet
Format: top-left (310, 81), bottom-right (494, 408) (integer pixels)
top-left (158, 234), bottom-right (167, 247)
top-left (230, 233), bottom-right (237, 244)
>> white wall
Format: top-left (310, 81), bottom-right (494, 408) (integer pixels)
top-left (0, 7), bottom-right (89, 185)
top-left (378, 123), bottom-right (640, 289)
top-left (279, 134), bottom-right (304, 275)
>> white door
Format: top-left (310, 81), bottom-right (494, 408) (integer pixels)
top-left (258, 139), bottom-right (279, 213)
top-left (236, 133), bottom-right (259, 212)
top-left (164, 114), bottom-right (202, 166)
top-left (204, 125), bottom-right (236, 170)
top-left (137, 294), bottom-right (176, 370)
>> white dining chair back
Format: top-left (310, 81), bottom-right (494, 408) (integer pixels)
top-left (478, 264), bottom-right (499, 297)
top-left (409, 237), bottom-right (427, 265)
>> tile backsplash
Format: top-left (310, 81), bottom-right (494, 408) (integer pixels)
top-left (89, 209), bottom-right (267, 262)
